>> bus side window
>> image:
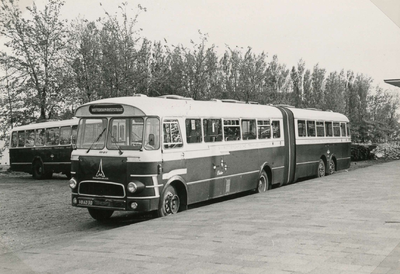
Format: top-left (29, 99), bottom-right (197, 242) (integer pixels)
top-left (46, 127), bottom-right (60, 145)
top-left (340, 123), bottom-right (346, 137)
top-left (241, 120), bottom-right (256, 140)
top-left (60, 126), bottom-right (72, 145)
top-left (203, 119), bottom-right (222, 142)
top-left (316, 122), bottom-right (325, 137)
top-left (257, 120), bottom-right (271, 139)
top-left (18, 131), bottom-right (25, 147)
top-left (11, 132), bottom-right (18, 147)
top-left (35, 128), bottom-right (45, 146)
top-left (333, 122), bottom-right (340, 137)
top-left (185, 119), bottom-right (202, 143)
top-left (272, 120), bottom-right (281, 138)
top-left (298, 120), bottom-right (306, 137)
top-left (325, 122), bottom-right (333, 137)
top-left (25, 130), bottom-right (35, 147)
top-left (307, 121), bottom-right (316, 137)
top-left (71, 125), bottom-right (78, 144)
top-left (224, 119), bottom-right (241, 141)
top-left (163, 120), bottom-right (183, 149)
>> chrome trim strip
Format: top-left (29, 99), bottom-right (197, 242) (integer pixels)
top-left (296, 160), bottom-right (319, 166)
top-left (271, 166), bottom-right (285, 170)
top-left (71, 171), bottom-right (76, 175)
top-left (187, 170), bottom-right (258, 185)
top-left (11, 162), bottom-right (71, 165)
top-left (127, 196), bottom-right (159, 200)
top-left (337, 157), bottom-right (351, 161)
top-left (130, 174), bottom-right (157, 177)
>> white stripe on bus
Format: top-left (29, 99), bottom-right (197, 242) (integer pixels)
top-left (162, 168), bottom-right (188, 180)
top-left (296, 160), bottom-right (320, 166)
top-left (187, 170), bottom-right (259, 185)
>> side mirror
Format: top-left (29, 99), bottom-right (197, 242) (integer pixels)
top-left (149, 134), bottom-right (155, 146)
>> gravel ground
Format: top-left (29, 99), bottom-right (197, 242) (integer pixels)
top-left (0, 159), bottom-right (390, 255)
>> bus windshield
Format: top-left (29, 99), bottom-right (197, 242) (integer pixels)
top-left (77, 118), bottom-right (108, 150)
top-left (77, 117), bottom-right (160, 151)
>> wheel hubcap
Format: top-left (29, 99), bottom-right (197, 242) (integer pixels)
top-left (164, 192), bottom-right (180, 215)
top-left (258, 177), bottom-right (267, 192)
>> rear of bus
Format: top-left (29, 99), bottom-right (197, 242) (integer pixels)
top-left (69, 101), bottom-right (162, 220)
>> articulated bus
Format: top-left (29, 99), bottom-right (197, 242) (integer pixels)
top-left (69, 95), bottom-right (351, 220)
top-left (9, 119), bottom-right (78, 179)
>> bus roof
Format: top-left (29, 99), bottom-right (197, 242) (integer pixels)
top-left (11, 118), bottom-right (78, 132)
top-left (75, 95), bottom-right (349, 122)
top-left (288, 107), bottom-right (349, 122)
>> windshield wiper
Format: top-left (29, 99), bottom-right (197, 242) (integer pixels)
top-left (110, 135), bottom-right (123, 155)
top-left (86, 127), bottom-right (107, 153)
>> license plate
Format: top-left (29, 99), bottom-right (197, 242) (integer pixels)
top-left (78, 199), bottom-right (93, 206)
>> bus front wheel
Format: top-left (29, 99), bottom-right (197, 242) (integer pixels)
top-left (328, 159), bottom-right (336, 175)
top-left (317, 159), bottom-right (326, 177)
top-left (33, 160), bottom-right (46, 180)
top-left (158, 185), bottom-right (180, 217)
top-left (256, 171), bottom-right (270, 193)
top-left (88, 208), bottom-right (114, 221)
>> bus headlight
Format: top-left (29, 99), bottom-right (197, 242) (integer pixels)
top-left (69, 178), bottom-right (77, 189)
top-left (127, 181), bottom-right (145, 193)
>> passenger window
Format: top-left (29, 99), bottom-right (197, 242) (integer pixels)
top-left (333, 122), bottom-right (341, 137)
top-left (340, 123), bottom-right (346, 137)
top-left (316, 122), bottom-right (324, 137)
top-left (60, 126), bottom-right (72, 145)
top-left (203, 119), bottom-right (222, 142)
top-left (46, 127), bottom-right (60, 145)
top-left (18, 131), bottom-right (25, 147)
top-left (272, 120), bottom-right (281, 138)
top-left (257, 120), bottom-right (271, 139)
top-left (35, 128), bottom-right (45, 146)
top-left (25, 130), bottom-right (35, 147)
top-left (242, 120), bottom-right (256, 140)
top-left (11, 132), bottom-right (18, 147)
top-left (307, 121), bottom-right (316, 137)
top-left (224, 119), bottom-right (241, 141)
top-left (144, 118), bottom-right (160, 150)
top-left (298, 120), bottom-right (306, 137)
top-left (186, 119), bottom-right (202, 143)
top-left (325, 122), bottom-right (333, 137)
top-left (163, 120), bottom-right (183, 149)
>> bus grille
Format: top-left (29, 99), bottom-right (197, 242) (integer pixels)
top-left (79, 182), bottom-right (125, 198)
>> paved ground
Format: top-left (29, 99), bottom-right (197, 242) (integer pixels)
top-left (1, 161), bottom-right (400, 274)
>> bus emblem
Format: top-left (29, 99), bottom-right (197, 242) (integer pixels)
top-left (95, 159), bottom-right (106, 178)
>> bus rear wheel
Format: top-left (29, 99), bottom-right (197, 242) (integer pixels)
top-left (256, 171), bottom-right (270, 193)
top-left (317, 159), bottom-right (326, 177)
top-left (329, 159), bottom-right (336, 175)
top-left (158, 185), bottom-right (180, 217)
top-left (88, 208), bottom-right (114, 221)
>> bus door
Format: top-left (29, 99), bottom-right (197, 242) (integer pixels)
top-left (161, 119), bottom-right (187, 183)
top-left (277, 107), bottom-right (296, 185)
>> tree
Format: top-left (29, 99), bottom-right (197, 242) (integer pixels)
top-left (0, 0), bottom-right (69, 121)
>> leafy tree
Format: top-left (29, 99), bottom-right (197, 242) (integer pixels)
top-left (0, 0), bottom-right (69, 121)
top-left (311, 64), bottom-right (326, 109)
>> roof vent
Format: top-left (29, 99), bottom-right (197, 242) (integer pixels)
top-left (158, 95), bottom-right (193, 100)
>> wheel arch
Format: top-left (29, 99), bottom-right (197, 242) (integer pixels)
top-left (260, 162), bottom-right (272, 187)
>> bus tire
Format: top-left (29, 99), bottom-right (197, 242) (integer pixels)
top-left (158, 185), bottom-right (180, 217)
top-left (256, 171), bottom-right (269, 193)
top-left (328, 159), bottom-right (335, 175)
top-left (32, 160), bottom-right (46, 180)
top-left (88, 208), bottom-right (114, 221)
top-left (317, 159), bottom-right (326, 177)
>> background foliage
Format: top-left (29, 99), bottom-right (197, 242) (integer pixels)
top-left (1, 0), bottom-right (399, 145)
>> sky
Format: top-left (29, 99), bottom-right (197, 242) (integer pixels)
top-left (13, 0), bottom-right (400, 90)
